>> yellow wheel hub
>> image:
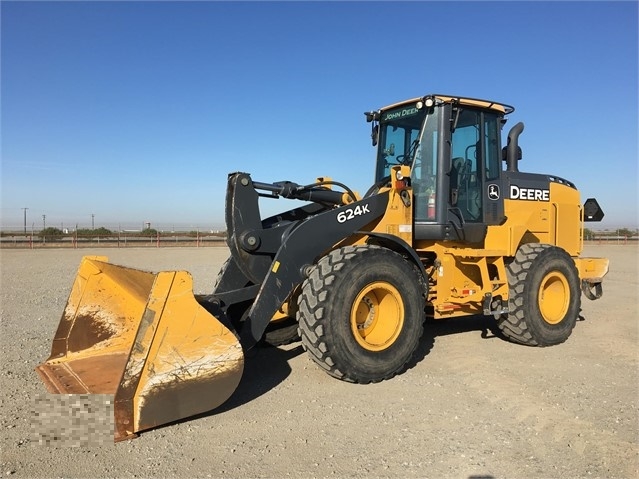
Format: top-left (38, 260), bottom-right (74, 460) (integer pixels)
top-left (538, 271), bottom-right (570, 325)
top-left (350, 282), bottom-right (404, 351)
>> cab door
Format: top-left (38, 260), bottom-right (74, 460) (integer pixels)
top-left (450, 109), bottom-right (483, 222)
top-left (447, 107), bottom-right (504, 241)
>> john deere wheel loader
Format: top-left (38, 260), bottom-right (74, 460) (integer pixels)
top-left (36, 94), bottom-right (609, 441)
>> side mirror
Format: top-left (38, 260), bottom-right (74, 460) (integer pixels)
top-left (371, 124), bottom-right (379, 146)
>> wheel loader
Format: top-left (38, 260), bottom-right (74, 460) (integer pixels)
top-left (36, 94), bottom-right (609, 441)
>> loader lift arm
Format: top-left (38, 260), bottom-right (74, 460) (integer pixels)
top-left (204, 172), bottom-right (391, 348)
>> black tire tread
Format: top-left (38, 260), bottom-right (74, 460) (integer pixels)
top-left (498, 243), bottom-right (579, 347)
top-left (297, 246), bottom-right (359, 381)
top-left (262, 319), bottom-right (300, 347)
top-left (297, 245), bottom-right (422, 383)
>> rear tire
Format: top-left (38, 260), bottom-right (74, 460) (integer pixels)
top-left (297, 245), bottom-right (425, 383)
top-left (497, 243), bottom-right (581, 346)
top-left (262, 317), bottom-right (300, 346)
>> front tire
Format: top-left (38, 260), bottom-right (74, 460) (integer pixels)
top-left (297, 245), bottom-right (425, 383)
top-left (497, 243), bottom-right (581, 346)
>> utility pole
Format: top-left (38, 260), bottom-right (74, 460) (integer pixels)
top-left (42, 214), bottom-right (46, 230)
top-left (21, 208), bottom-right (28, 234)
top-left (91, 213), bottom-right (95, 230)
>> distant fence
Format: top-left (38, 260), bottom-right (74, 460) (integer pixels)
top-left (2, 232), bottom-right (636, 250)
top-left (589, 236), bottom-right (638, 245)
top-left (0, 232), bottom-right (227, 249)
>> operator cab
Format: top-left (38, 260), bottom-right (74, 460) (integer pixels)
top-left (366, 94), bottom-right (514, 243)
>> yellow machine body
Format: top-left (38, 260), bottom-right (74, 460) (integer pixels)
top-left (346, 166), bottom-right (609, 319)
top-left (447, 200), bottom-right (606, 317)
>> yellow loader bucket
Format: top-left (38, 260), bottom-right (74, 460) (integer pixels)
top-left (35, 256), bottom-right (244, 441)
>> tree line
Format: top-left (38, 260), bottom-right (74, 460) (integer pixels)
top-left (583, 228), bottom-right (637, 240)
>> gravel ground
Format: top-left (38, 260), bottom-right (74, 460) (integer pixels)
top-left (1, 244), bottom-right (637, 479)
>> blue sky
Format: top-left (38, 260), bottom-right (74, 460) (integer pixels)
top-left (2, 1), bottom-right (637, 231)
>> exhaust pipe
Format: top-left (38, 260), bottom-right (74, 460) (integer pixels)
top-left (505, 122), bottom-right (524, 172)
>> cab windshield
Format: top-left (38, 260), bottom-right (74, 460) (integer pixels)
top-left (375, 104), bottom-right (428, 183)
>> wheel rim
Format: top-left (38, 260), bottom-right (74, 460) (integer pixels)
top-left (538, 271), bottom-right (570, 325)
top-left (350, 282), bottom-right (404, 351)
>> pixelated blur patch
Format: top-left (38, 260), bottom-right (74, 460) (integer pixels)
top-left (31, 394), bottom-right (114, 447)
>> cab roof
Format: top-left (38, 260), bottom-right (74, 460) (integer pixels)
top-left (381, 94), bottom-right (515, 115)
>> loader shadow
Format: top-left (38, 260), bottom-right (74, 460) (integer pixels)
top-left (227, 316), bottom-right (501, 406)
top-left (214, 316), bottom-right (502, 412)
top-left (203, 343), bottom-right (304, 415)
top-left (145, 344), bottom-right (302, 437)
top-left (425, 314), bottom-right (503, 341)
top-left (405, 314), bottom-right (503, 371)
top-left (159, 316), bottom-right (502, 435)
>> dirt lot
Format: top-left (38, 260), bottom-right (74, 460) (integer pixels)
top-left (1, 244), bottom-right (637, 479)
